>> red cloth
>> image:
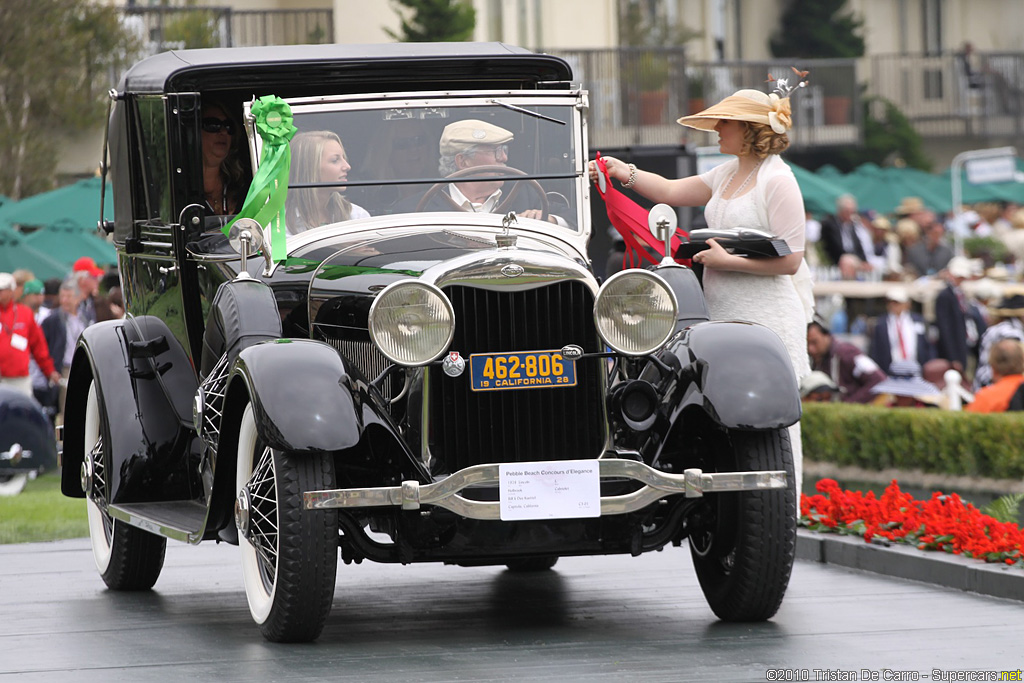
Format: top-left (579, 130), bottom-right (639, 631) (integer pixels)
top-left (0, 300), bottom-right (56, 379)
top-left (593, 154), bottom-right (689, 268)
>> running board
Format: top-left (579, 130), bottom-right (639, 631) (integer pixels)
top-left (109, 501), bottom-right (209, 544)
top-left (304, 461), bottom-right (787, 521)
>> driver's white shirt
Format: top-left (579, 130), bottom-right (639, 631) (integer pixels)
top-left (447, 182), bottom-right (568, 227)
top-left (448, 184), bottom-right (502, 213)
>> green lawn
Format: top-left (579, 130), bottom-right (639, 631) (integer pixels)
top-left (0, 471), bottom-right (89, 544)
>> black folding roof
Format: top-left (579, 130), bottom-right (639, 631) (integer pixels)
top-left (118, 42), bottom-right (574, 95)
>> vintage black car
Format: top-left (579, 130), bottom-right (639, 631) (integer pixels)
top-left (61, 43), bottom-right (800, 643)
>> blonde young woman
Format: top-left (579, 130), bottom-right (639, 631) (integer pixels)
top-left (589, 84), bottom-right (814, 494)
top-left (286, 130), bottom-right (370, 234)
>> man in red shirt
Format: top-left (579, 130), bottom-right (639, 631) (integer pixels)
top-left (0, 272), bottom-right (60, 397)
top-left (965, 339), bottom-right (1024, 413)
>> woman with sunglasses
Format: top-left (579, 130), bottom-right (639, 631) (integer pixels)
top-left (286, 130), bottom-right (370, 234)
top-left (200, 101), bottom-right (248, 215)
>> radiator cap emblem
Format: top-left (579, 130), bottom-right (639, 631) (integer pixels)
top-left (501, 264), bottom-right (524, 278)
top-left (560, 344), bottom-right (584, 360)
top-left (443, 351), bottom-right (466, 377)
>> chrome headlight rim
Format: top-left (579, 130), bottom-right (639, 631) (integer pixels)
top-left (594, 269), bottom-right (678, 356)
top-left (368, 280), bottom-right (455, 367)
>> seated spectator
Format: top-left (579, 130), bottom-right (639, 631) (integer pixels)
top-left (800, 370), bottom-right (839, 403)
top-left (807, 320), bottom-right (886, 403)
top-left (869, 287), bottom-right (933, 374)
top-left (964, 339), bottom-right (1024, 413)
top-left (904, 219), bottom-right (953, 277)
top-left (866, 215), bottom-right (902, 276)
top-left (821, 194), bottom-right (873, 279)
top-left (286, 130), bottom-right (371, 235)
top-left (870, 359), bottom-right (943, 408)
top-left (974, 293), bottom-right (1024, 389)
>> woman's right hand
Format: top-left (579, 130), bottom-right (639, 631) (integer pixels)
top-left (588, 156), bottom-right (629, 185)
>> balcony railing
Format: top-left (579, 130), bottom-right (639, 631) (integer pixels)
top-left (865, 52), bottom-right (1024, 141)
top-left (121, 6), bottom-right (333, 53)
top-left (547, 48), bottom-right (860, 150)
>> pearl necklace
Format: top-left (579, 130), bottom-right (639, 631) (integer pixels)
top-left (713, 159), bottom-right (762, 228)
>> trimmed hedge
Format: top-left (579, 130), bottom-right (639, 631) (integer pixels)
top-left (801, 403), bottom-right (1024, 480)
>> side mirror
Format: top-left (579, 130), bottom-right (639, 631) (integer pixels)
top-left (228, 218), bottom-right (271, 278)
top-left (648, 203), bottom-right (678, 265)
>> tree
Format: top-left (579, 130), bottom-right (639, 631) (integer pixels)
top-left (844, 97), bottom-right (932, 172)
top-left (385, 0), bottom-right (475, 43)
top-left (770, 0), bottom-right (864, 59)
top-left (0, 0), bottom-right (138, 199)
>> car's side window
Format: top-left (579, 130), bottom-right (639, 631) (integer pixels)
top-left (131, 95), bottom-right (172, 225)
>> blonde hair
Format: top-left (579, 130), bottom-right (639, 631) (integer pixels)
top-left (740, 121), bottom-right (789, 159)
top-left (286, 130), bottom-right (355, 230)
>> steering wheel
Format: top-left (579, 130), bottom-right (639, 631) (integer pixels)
top-left (416, 164), bottom-right (549, 222)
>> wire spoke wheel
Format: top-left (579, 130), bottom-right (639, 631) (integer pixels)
top-left (83, 380), bottom-right (165, 590)
top-left (236, 403), bottom-right (339, 642)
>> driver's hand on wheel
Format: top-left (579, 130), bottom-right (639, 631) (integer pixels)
top-left (519, 208), bottom-right (557, 223)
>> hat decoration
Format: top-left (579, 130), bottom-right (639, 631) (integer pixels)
top-left (764, 68), bottom-right (809, 134)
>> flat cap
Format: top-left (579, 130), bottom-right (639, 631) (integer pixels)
top-left (440, 119), bottom-right (513, 157)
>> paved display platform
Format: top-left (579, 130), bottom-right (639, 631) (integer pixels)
top-left (1, 537), bottom-right (1022, 682)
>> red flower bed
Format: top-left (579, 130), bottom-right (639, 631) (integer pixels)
top-left (800, 479), bottom-right (1024, 568)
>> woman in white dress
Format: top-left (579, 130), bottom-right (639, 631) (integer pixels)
top-left (286, 130), bottom-right (371, 235)
top-left (589, 83), bottom-right (813, 494)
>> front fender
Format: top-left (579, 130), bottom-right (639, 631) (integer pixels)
top-left (229, 339), bottom-right (361, 453)
top-left (664, 320), bottom-right (801, 429)
top-left (62, 318), bottom-right (197, 500)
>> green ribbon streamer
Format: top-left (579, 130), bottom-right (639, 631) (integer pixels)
top-left (223, 95), bottom-right (297, 263)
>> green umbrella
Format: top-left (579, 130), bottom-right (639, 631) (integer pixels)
top-left (0, 225), bottom-right (70, 280)
top-left (842, 164), bottom-right (951, 215)
top-left (23, 218), bottom-right (117, 267)
top-left (0, 176), bottom-right (112, 231)
top-left (789, 163), bottom-right (847, 216)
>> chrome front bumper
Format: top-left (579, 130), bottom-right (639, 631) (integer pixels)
top-left (303, 459), bottom-right (787, 520)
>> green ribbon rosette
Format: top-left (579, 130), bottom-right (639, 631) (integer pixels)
top-left (223, 95), bottom-right (297, 262)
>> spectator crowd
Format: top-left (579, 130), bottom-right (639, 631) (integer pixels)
top-left (802, 192), bottom-right (1024, 413)
top-left (0, 258), bottom-right (122, 427)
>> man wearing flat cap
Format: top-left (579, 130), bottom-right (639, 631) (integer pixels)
top-left (416, 119), bottom-right (561, 224)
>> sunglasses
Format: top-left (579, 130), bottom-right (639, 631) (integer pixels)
top-left (201, 117), bottom-right (235, 135)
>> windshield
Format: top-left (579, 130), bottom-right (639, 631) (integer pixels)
top-left (247, 95), bottom-right (584, 237)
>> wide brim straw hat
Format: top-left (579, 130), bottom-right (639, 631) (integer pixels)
top-left (677, 89), bottom-right (794, 135)
top-left (870, 360), bottom-right (941, 398)
top-left (989, 293), bottom-right (1024, 317)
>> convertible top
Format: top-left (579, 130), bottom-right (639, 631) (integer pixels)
top-left (118, 42), bottom-right (574, 95)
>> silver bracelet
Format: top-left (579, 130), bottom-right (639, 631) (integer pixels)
top-left (622, 163), bottom-right (638, 188)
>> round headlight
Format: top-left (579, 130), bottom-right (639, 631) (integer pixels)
top-left (594, 270), bottom-right (677, 355)
top-left (369, 281), bottom-right (455, 366)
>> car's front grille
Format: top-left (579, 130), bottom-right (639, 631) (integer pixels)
top-left (429, 281), bottom-right (606, 471)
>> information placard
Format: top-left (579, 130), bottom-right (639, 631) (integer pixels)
top-left (498, 460), bottom-right (601, 521)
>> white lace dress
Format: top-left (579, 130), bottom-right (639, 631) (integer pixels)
top-left (701, 161), bottom-right (811, 381)
top-left (700, 158), bottom-right (811, 495)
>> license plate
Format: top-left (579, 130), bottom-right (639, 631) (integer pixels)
top-left (469, 350), bottom-right (576, 392)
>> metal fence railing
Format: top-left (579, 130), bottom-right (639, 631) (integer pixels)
top-left (548, 48), bottom-right (860, 150)
top-left (121, 6), bottom-right (333, 54)
top-left (866, 52), bottom-right (1024, 141)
